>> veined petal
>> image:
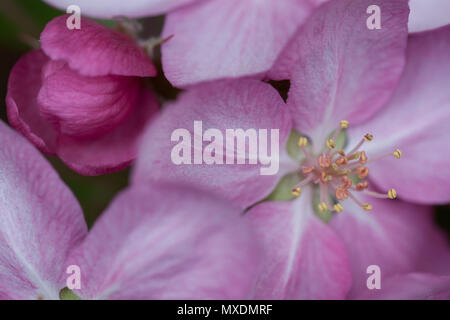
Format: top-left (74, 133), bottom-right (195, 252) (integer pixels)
top-left (56, 90), bottom-right (159, 176)
top-left (348, 25), bottom-right (450, 204)
top-left (330, 195), bottom-right (450, 298)
top-left (38, 60), bottom-right (141, 138)
top-left (41, 15), bottom-right (156, 77)
top-left (0, 121), bottom-right (87, 300)
top-left (66, 183), bottom-right (260, 299)
top-left (246, 189), bottom-right (351, 299)
top-left (274, 0), bottom-right (409, 148)
top-left (6, 50), bottom-right (58, 154)
top-left (356, 273), bottom-right (450, 300)
top-left (162, 0), bottom-right (317, 87)
top-left (133, 79), bottom-right (292, 210)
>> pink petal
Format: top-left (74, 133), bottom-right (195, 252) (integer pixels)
top-left (408, 0), bottom-right (450, 33)
top-left (356, 273), bottom-right (450, 300)
top-left (66, 183), bottom-right (260, 299)
top-left (0, 121), bottom-right (87, 300)
top-left (6, 49), bottom-right (159, 176)
top-left (246, 188), bottom-right (352, 299)
top-left (272, 0), bottom-right (409, 146)
top-left (133, 79), bottom-right (292, 210)
top-left (41, 15), bottom-right (156, 77)
top-left (38, 60), bottom-right (140, 138)
top-left (6, 50), bottom-right (58, 154)
top-left (56, 89), bottom-right (159, 176)
top-left (330, 195), bottom-right (450, 299)
top-left (347, 25), bottom-right (450, 204)
top-left (43, 0), bottom-right (201, 18)
top-left (161, 0), bottom-right (317, 87)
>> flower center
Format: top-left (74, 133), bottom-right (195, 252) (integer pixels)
top-left (291, 120), bottom-right (401, 213)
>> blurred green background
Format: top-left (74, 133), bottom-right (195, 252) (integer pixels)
top-left (0, 0), bottom-right (448, 236)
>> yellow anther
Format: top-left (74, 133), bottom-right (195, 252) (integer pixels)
top-left (340, 120), bottom-right (349, 129)
top-left (298, 137), bottom-right (308, 147)
top-left (292, 187), bottom-right (301, 197)
top-left (326, 138), bottom-right (336, 149)
top-left (393, 149), bottom-right (402, 159)
top-left (348, 152), bottom-right (360, 160)
top-left (388, 189), bottom-right (397, 199)
top-left (337, 149), bottom-right (346, 156)
top-left (364, 133), bottom-right (373, 142)
top-left (332, 163), bottom-right (339, 170)
top-left (333, 203), bottom-right (344, 213)
top-left (362, 203), bottom-right (373, 211)
top-left (318, 202), bottom-right (328, 212)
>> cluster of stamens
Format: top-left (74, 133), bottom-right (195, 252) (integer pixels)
top-left (291, 120), bottom-right (401, 213)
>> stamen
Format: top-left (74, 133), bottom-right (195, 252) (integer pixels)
top-left (340, 120), bottom-right (349, 129)
top-left (298, 136), bottom-right (314, 162)
top-left (298, 137), bottom-right (308, 147)
top-left (363, 149), bottom-right (403, 164)
top-left (347, 152), bottom-right (361, 161)
top-left (355, 181), bottom-right (369, 191)
top-left (362, 203), bottom-right (373, 211)
top-left (292, 187), bottom-right (301, 197)
top-left (318, 154), bottom-right (331, 168)
top-left (335, 156), bottom-right (348, 165)
top-left (292, 176), bottom-right (314, 196)
top-left (333, 203), bottom-right (344, 213)
top-left (302, 165), bottom-right (315, 174)
top-left (318, 202), bottom-right (328, 212)
top-left (356, 166), bottom-right (369, 179)
top-left (393, 149), bottom-right (402, 159)
top-left (326, 138), bottom-right (336, 149)
top-left (335, 187), bottom-right (349, 201)
top-left (347, 132), bottom-right (373, 156)
top-left (388, 188), bottom-right (397, 199)
top-left (359, 151), bottom-right (368, 164)
top-left (340, 176), bottom-right (353, 189)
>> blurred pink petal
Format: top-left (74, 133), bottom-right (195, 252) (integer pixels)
top-left (67, 183), bottom-right (261, 299)
top-left (408, 0), bottom-right (450, 33)
top-left (6, 50), bottom-right (58, 154)
top-left (41, 15), bottom-right (156, 77)
top-left (43, 0), bottom-right (201, 19)
top-left (330, 195), bottom-right (450, 298)
top-left (246, 188), bottom-right (351, 299)
top-left (6, 16), bottom-right (159, 175)
top-left (0, 121), bottom-right (87, 300)
top-left (162, 0), bottom-right (318, 87)
top-left (56, 90), bottom-right (159, 175)
top-left (356, 273), bottom-right (450, 299)
top-left (271, 0), bottom-right (409, 145)
top-left (133, 80), bottom-right (292, 209)
top-left (38, 60), bottom-right (140, 138)
top-left (348, 25), bottom-right (450, 204)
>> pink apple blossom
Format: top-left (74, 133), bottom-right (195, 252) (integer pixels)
top-left (0, 120), bottom-right (260, 299)
top-left (6, 15), bottom-right (158, 176)
top-left (133, 0), bottom-right (450, 298)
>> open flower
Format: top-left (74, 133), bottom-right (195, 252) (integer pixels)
top-left (0, 120), bottom-right (259, 299)
top-left (134, 0), bottom-right (450, 298)
top-left (6, 15), bottom-right (159, 175)
top-left (43, 0), bottom-right (327, 87)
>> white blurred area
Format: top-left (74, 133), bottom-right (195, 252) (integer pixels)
top-left (408, 0), bottom-right (450, 33)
